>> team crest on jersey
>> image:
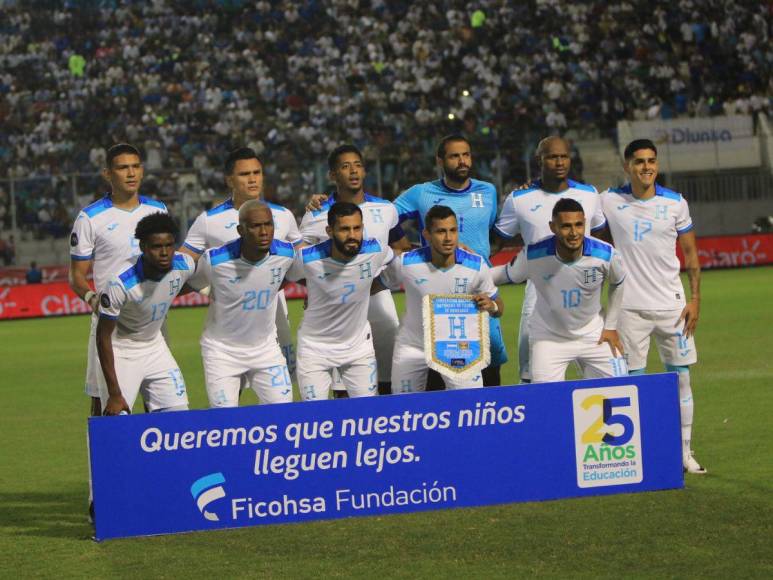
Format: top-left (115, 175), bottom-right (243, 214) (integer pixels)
top-left (70, 232), bottom-right (79, 247)
top-left (471, 193), bottom-right (484, 208)
top-left (100, 293), bottom-right (111, 308)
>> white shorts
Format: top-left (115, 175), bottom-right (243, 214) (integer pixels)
top-left (86, 315), bottom-right (170, 397)
top-left (332, 289), bottom-right (398, 391)
top-left (391, 338), bottom-right (484, 393)
top-left (297, 329), bottom-right (378, 400)
top-left (97, 334), bottom-right (189, 412)
top-left (275, 291), bottom-right (296, 377)
top-left (530, 334), bottom-right (628, 383)
top-left (618, 309), bottom-right (698, 371)
top-left (516, 281), bottom-right (537, 381)
top-left (85, 313), bottom-right (102, 397)
top-left (201, 337), bottom-right (293, 407)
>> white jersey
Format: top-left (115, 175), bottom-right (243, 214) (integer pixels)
top-left (70, 194), bottom-right (168, 291)
top-left (189, 238), bottom-right (295, 348)
top-left (379, 246), bottom-right (498, 346)
top-left (182, 198), bottom-right (302, 255)
top-left (299, 193), bottom-right (401, 246)
top-left (494, 179), bottom-right (607, 244)
top-left (505, 236), bottom-right (626, 341)
top-left (601, 184), bottom-right (693, 310)
top-left (287, 239), bottom-right (394, 343)
top-left (98, 253), bottom-right (195, 343)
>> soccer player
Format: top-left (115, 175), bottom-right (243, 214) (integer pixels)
top-left (601, 139), bottom-right (705, 474)
top-left (494, 199), bottom-right (627, 383)
top-left (300, 144), bottom-right (410, 396)
top-left (493, 136), bottom-right (608, 383)
top-left (187, 201), bottom-right (295, 407)
top-left (306, 135), bottom-right (506, 386)
top-left (180, 147), bottom-right (301, 375)
top-left (376, 206), bottom-right (502, 392)
top-left (391, 135), bottom-right (507, 386)
top-left (287, 202), bottom-right (395, 400)
top-left (96, 212), bottom-right (194, 415)
top-left (69, 143), bottom-right (167, 417)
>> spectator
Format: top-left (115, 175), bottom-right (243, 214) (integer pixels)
top-left (26, 261), bottom-right (42, 284)
top-left (0, 0), bottom-right (768, 235)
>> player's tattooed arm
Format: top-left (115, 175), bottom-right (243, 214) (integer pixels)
top-left (96, 317), bottom-right (130, 415)
top-left (678, 230), bottom-right (701, 337)
top-left (69, 259), bottom-right (98, 312)
top-left (473, 293), bottom-right (503, 318)
top-left (305, 193), bottom-right (329, 212)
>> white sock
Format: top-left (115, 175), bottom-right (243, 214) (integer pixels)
top-left (678, 370), bottom-right (694, 459)
top-left (87, 430), bottom-right (93, 504)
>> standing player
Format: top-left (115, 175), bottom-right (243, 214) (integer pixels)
top-left (287, 202), bottom-right (395, 400)
top-left (494, 199), bottom-right (627, 382)
top-left (493, 136), bottom-right (608, 383)
top-left (300, 144), bottom-right (410, 395)
top-left (187, 201), bottom-right (295, 407)
top-left (96, 213), bottom-right (194, 415)
top-left (377, 206), bottom-right (503, 392)
top-left (69, 143), bottom-right (167, 416)
top-left (601, 139), bottom-right (705, 474)
top-left (180, 147), bottom-right (301, 375)
top-left (393, 135), bottom-right (506, 386)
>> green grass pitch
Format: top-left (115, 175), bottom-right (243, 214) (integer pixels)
top-left (1, 267), bottom-right (771, 577)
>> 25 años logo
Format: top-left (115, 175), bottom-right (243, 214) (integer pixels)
top-left (572, 386), bottom-right (643, 488)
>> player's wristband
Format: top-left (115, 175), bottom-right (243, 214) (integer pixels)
top-left (84, 290), bottom-right (96, 305)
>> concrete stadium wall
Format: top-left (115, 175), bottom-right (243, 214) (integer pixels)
top-left (691, 200), bottom-right (773, 236)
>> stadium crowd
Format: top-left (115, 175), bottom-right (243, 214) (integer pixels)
top-left (0, 0), bottom-right (770, 240)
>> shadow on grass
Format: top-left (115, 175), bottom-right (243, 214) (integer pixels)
top-left (0, 489), bottom-right (95, 541)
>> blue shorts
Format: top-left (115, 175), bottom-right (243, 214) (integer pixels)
top-left (489, 316), bottom-right (508, 366)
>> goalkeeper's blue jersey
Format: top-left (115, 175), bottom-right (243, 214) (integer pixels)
top-left (394, 178), bottom-right (498, 261)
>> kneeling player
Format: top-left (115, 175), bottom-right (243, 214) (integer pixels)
top-left (494, 199), bottom-right (628, 382)
top-left (188, 200), bottom-right (295, 407)
top-left (96, 213), bottom-right (193, 415)
top-left (377, 206), bottom-right (502, 392)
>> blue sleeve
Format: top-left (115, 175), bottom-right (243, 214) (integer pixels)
top-left (394, 185), bottom-right (422, 223)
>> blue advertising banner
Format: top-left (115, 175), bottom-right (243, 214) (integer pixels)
top-left (89, 374), bottom-right (683, 541)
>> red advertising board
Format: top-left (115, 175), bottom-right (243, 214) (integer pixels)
top-left (492, 233), bottom-right (773, 270)
top-left (676, 233), bottom-right (772, 270)
top-left (0, 281), bottom-right (308, 320)
top-left (0, 234), bottom-right (769, 321)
